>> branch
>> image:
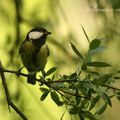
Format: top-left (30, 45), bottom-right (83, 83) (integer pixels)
top-left (2, 67), bottom-right (120, 101)
top-left (3, 69), bottom-right (78, 83)
top-left (103, 84), bottom-right (120, 91)
top-left (0, 60), bottom-right (28, 120)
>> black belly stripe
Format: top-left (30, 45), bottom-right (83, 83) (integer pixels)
top-left (32, 46), bottom-right (40, 66)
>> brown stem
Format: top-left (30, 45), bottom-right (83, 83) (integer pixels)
top-left (103, 84), bottom-right (120, 91)
top-left (0, 61), bottom-right (28, 120)
top-left (2, 67), bottom-right (120, 102)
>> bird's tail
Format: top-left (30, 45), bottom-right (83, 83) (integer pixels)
top-left (27, 73), bottom-right (36, 85)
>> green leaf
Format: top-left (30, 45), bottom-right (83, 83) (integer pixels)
top-left (75, 90), bottom-right (81, 105)
top-left (107, 97), bottom-right (112, 107)
top-left (40, 91), bottom-right (49, 101)
top-left (51, 91), bottom-right (63, 106)
top-left (117, 92), bottom-right (120, 95)
top-left (92, 74), bottom-right (112, 86)
top-left (81, 99), bottom-right (89, 109)
top-left (51, 91), bottom-right (59, 102)
top-left (69, 72), bottom-right (77, 80)
top-left (78, 87), bottom-right (88, 96)
top-left (113, 76), bottom-right (120, 79)
top-left (40, 87), bottom-right (49, 93)
top-left (60, 111), bottom-right (65, 120)
top-left (87, 62), bottom-right (111, 67)
top-left (70, 42), bottom-right (84, 60)
top-left (81, 25), bottom-right (90, 44)
top-left (88, 46), bottom-right (106, 56)
top-left (82, 64), bottom-right (87, 70)
top-left (89, 39), bottom-right (101, 50)
top-left (87, 71), bottom-right (99, 76)
top-left (117, 70), bottom-right (120, 73)
top-left (45, 67), bottom-right (57, 76)
top-left (95, 103), bottom-right (107, 115)
top-left (116, 95), bottom-right (120, 100)
top-left (78, 113), bottom-right (85, 120)
top-left (85, 56), bottom-right (92, 64)
top-left (89, 96), bottom-right (100, 110)
top-left (83, 111), bottom-right (97, 120)
top-left (69, 106), bottom-right (78, 114)
top-left (53, 82), bottom-right (65, 89)
top-left (116, 92), bottom-right (120, 101)
top-left (100, 92), bottom-right (112, 107)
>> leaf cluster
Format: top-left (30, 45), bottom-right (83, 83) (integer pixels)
top-left (38, 27), bottom-right (120, 120)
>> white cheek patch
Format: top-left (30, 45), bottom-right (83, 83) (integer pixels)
top-left (29, 31), bottom-right (43, 39)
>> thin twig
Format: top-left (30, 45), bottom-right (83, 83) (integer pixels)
top-left (3, 68), bottom-right (120, 92)
top-left (0, 61), bottom-right (28, 120)
top-left (46, 79), bottom-right (78, 83)
top-left (3, 67), bottom-right (120, 101)
top-left (59, 89), bottom-right (92, 101)
top-left (103, 84), bottom-right (120, 91)
top-left (3, 68), bottom-right (77, 83)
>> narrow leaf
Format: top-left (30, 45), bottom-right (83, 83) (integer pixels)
top-left (116, 92), bottom-right (120, 100)
top-left (87, 71), bottom-right (99, 76)
top-left (93, 74), bottom-right (112, 86)
top-left (117, 92), bottom-right (120, 95)
top-left (116, 95), bottom-right (120, 100)
top-left (70, 42), bottom-right (84, 60)
top-left (60, 111), bottom-right (65, 120)
top-left (51, 91), bottom-right (63, 106)
top-left (101, 92), bottom-right (112, 107)
top-left (40, 91), bottom-right (49, 101)
top-left (88, 46), bottom-right (106, 56)
top-left (89, 39), bottom-right (101, 50)
top-left (95, 103), bottom-right (107, 115)
top-left (75, 90), bottom-right (81, 105)
top-left (82, 64), bottom-right (87, 70)
top-left (40, 87), bottom-right (49, 93)
top-left (87, 62), bottom-right (111, 67)
top-left (51, 91), bottom-right (59, 102)
top-left (89, 96), bottom-right (100, 110)
top-left (113, 76), bottom-right (120, 79)
top-left (117, 70), bottom-right (120, 73)
top-left (79, 114), bottom-right (85, 120)
top-left (69, 107), bottom-right (78, 114)
top-left (69, 72), bottom-right (77, 80)
top-left (84, 111), bottom-right (97, 120)
top-left (81, 25), bottom-right (90, 44)
top-left (45, 67), bottom-right (57, 76)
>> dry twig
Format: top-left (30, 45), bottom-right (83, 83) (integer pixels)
top-left (0, 60), bottom-right (28, 120)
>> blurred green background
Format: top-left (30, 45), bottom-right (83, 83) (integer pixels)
top-left (0, 0), bottom-right (120, 120)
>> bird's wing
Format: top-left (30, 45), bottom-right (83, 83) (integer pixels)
top-left (19, 40), bottom-right (36, 72)
top-left (36, 44), bottom-right (49, 71)
top-left (46, 44), bottom-right (50, 56)
top-left (19, 41), bottom-right (26, 54)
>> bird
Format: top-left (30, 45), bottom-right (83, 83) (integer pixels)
top-left (19, 27), bottom-right (51, 85)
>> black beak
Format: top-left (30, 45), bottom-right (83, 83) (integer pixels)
top-left (45, 31), bottom-right (52, 35)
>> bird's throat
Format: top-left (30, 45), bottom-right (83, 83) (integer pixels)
top-left (32, 38), bottom-right (46, 48)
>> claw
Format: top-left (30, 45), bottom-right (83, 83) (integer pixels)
top-left (41, 70), bottom-right (46, 78)
top-left (16, 66), bottom-right (24, 77)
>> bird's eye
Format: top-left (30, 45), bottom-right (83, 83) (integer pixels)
top-left (29, 31), bottom-right (43, 39)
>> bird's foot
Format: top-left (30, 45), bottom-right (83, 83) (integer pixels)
top-left (16, 66), bottom-right (24, 77)
top-left (41, 70), bottom-right (46, 78)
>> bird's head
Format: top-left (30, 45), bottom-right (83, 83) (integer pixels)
top-left (26, 27), bottom-right (51, 46)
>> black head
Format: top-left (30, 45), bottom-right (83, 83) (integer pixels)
top-left (26, 27), bottom-right (51, 47)
top-left (27, 27), bottom-right (51, 39)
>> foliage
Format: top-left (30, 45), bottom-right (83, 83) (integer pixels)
top-left (1, 1), bottom-right (120, 119)
top-left (0, 22), bottom-right (120, 119)
top-left (37, 28), bottom-right (120, 120)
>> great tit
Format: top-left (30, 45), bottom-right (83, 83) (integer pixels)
top-left (19, 27), bottom-right (51, 85)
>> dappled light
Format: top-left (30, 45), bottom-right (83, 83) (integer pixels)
top-left (0, 0), bottom-right (120, 120)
